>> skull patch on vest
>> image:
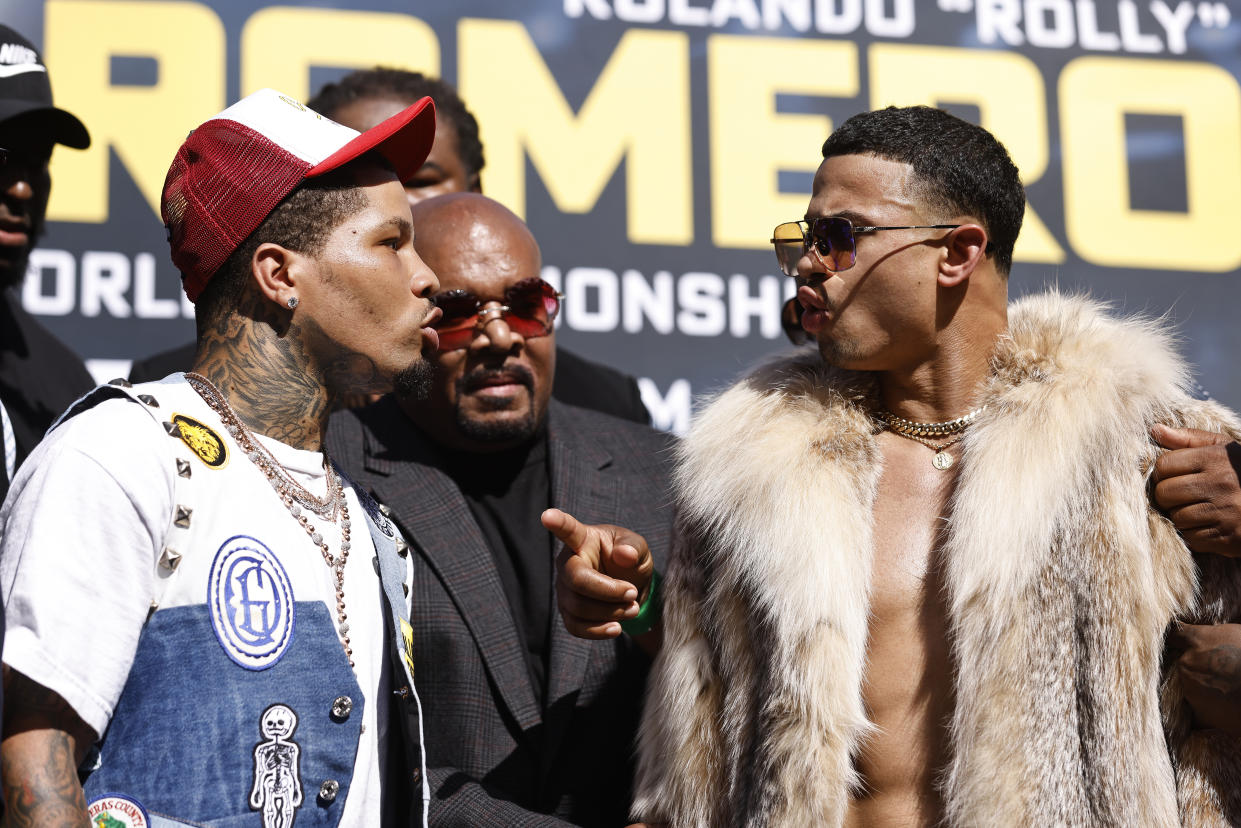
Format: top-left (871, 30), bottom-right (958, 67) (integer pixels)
top-left (250, 704), bottom-right (302, 827)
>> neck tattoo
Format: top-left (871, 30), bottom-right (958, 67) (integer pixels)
top-left (877, 405), bottom-right (987, 471)
top-left (185, 371), bottom-right (356, 667)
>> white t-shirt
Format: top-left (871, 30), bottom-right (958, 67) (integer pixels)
top-left (0, 383), bottom-right (406, 824)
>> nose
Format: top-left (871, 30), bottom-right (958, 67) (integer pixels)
top-left (471, 304), bottom-right (522, 354)
top-left (409, 248), bottom-right (439, 298)
top-left (2, 170), bottom-right (34, 202)
top-left (796, 246), bottom-right (829, 284)
top-left (0, 150), bottom-right (48, 202)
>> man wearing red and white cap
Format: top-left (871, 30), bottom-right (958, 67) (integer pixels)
top-left (0, 87), bottom-right (441, 827)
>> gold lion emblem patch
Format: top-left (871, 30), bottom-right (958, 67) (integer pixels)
top-left (171, 414), bottom-right (228, 468)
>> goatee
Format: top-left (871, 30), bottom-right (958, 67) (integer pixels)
top-left (393, 359), bottom-right (434, 401)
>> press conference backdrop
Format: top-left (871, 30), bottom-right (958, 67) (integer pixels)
top-left (3, 0), bottom-right (1239, 433)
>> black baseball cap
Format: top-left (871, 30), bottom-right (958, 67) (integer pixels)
top-left (0, 25), bottom-right (89, 148)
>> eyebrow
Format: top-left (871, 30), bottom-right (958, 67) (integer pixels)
top-left (804, 209), bottom-right (871, 224)
top-left (376, 216), bottom-right (413, 235)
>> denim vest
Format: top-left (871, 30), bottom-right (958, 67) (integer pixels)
top-left (58, 377), bottom-right (427, 828)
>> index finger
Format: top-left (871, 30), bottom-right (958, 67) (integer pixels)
top-left (541, 508), bottom-right (591, 551)
top-left (562, 554), bottom-right (639, 604)
top-left (1153, 446), bottom-right (1211, 483)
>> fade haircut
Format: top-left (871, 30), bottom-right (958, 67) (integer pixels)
top-left (193, 166), bottom-right (364, 334)
top-left (308, 67), bottom-right (484, 185)
top-left (821, 106), bottom-right (1025, 275)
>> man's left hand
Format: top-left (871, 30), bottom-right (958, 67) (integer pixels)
top-left (1152, 425), bottom-right (1241, 557)
top-left (1167, 622), bottom-right (1241, 737)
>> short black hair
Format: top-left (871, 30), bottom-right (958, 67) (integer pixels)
top-left (194, 167), bottom-right (364, 334)
top-left (821, 106), bottom-right (1024, 275)
top-left (308, 67), bottom-right (484, 183)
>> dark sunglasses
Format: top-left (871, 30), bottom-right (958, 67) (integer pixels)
top-left (770, 217), bottom-right (992, 276)
top-left (431, 277), bottom-right (562, 351)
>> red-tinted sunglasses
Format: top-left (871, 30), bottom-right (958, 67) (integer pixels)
top-left (431, 277), bottom-right (562, 351)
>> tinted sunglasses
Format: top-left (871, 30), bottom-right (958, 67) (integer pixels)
top-left (771, 217), bottom-right (990, 276)
top-left (431, 277), bottom-right (562, 351)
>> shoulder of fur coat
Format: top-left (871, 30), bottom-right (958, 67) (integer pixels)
top-left (635, 289), bottom-right (1241, 828)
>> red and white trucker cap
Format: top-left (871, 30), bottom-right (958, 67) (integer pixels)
top-left (161, 88), bottom-right (435, 302)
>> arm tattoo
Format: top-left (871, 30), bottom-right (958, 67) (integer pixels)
top-left (2, 671), bottom-right (90, 827)
top-left (2, 732), bottom-right (88, 828)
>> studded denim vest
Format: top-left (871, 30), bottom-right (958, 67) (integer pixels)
top-left (57, 377), bottom-right (427, 828)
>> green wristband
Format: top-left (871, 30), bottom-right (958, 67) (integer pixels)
top-left (619, 569), bottom-right (662, 637)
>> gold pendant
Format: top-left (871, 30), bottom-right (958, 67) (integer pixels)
top-left (932, 451), bottom-right (955, 470)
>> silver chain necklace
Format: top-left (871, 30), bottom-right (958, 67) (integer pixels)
top-left (877, 405), bottom-right (986, 471)
top-left (185, 372), bottom-right (356, 667)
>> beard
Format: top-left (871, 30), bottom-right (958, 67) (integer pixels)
top-left (453, 363), bottom-right (539, 445)
top-left (393, 358), bottom-right (434, 400)
top-left (817, 333), bottom-right (866, 368)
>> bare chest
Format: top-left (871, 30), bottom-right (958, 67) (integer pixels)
top-left (848, 435), bottom-right (958, 827)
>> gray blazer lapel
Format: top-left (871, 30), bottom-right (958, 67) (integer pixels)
top-left (541, 403), bottom-right (620, 759)
top-left (349, 404), bottom-right (543, 734)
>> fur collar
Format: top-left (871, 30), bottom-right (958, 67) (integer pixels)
top-left (636, 291), bottom-right (1241, 827)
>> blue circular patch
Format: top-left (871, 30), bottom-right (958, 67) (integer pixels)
top-left (208, 535), bottom-right (295, 670)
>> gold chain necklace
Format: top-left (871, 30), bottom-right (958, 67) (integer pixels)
top-left (877, 405), bottom-right (986, 470)
top-left (185, 372), bottom-right (356, 667)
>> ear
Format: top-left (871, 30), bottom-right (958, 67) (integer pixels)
top-left (250, 242), bottom-right (302, 308)
top-left (937, 223), bottom-right (989, 288)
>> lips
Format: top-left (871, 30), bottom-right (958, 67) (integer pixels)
top-left (420, 306), bottom-right (442, 352)
top-left (421, 327), bottom-right (440, 352)
top-left (0, 218), bottom-right (29, 248)
top-left (469, 371), bottom-right (527, 390)
top-left (461, 364), bottom-right (534, 396)
top-left (797, 285), bottom-right (831, 334)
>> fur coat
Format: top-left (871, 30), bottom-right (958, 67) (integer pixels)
top-left (633, 292), bottom-right (1241, 827)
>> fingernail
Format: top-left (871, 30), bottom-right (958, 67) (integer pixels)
top-left (623, 588), bottom-right (638, 602)
top-left (624, 602), bottom-right (640, 618)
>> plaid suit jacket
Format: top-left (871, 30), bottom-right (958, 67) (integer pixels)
top-left (327, 398), bottom-right (674, 827)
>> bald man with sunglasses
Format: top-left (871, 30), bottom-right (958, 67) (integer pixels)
top-left (326, 192), bottom-right (673, 827)
top-left (555, 106), bottom-right (1241, 827)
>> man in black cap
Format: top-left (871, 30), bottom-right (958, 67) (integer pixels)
top-left (0, 24), bottom-right (93, 503)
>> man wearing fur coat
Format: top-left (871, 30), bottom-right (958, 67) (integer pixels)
top-left (553, 105), bottom-right (1241, 827)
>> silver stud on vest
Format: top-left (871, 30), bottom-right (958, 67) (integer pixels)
top-left (163, 421), bottom-right (182, 438)
top-left (330, 696), bottom-right (353, 720)
top-left (395, 538), bottom-right (409, 557)
top-left (107, 378), bottom-right (133, 388)
top-left (137, 394), bottom-right (159, 407)
top-left (159, 547), bottom-right (183, 571)
top-left (173, 505), bottom-right (192, 529)
top-left (176, 458), bottom-right (192, 478)
top-left (318, 779), bottom-right (340, 803)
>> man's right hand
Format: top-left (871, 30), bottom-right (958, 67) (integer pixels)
top-left (542, 508), bottom-right (654, 641)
